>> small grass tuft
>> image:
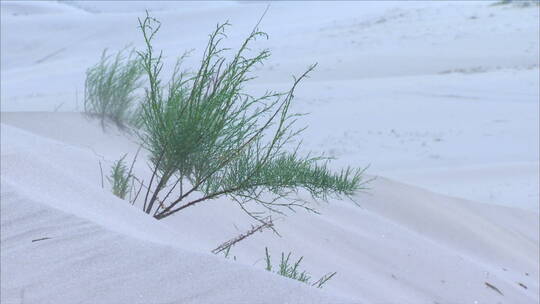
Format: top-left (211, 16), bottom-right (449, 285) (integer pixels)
top-left (107, 154), bottom-right (135, 199)
top-left (264, 247), bottom-right (337, 288)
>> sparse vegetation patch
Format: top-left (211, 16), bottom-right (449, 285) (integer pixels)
top-left (84, 48), bottom-right (144, 129)
top-left (265, 247), bottom-right (337, 288)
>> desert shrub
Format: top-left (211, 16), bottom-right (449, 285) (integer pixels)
top-left (84, 48), bottom-right (144, 129)
top-left (134, 12), bottom-right (367, 222)
top-left (264, 247), bottom-right (336, 288)
top-left (107, 154), bottom-right (135, 199)
top-left (492, 0), bottom-right (539, 6)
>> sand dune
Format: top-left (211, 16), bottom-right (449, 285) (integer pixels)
top-left (2, 113), bottom-right (538, 303)
top-left (1, 1), bottom-right (538, 303)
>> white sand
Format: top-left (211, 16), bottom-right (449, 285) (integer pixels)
top-left (1, 1), bottom-right (538, 303)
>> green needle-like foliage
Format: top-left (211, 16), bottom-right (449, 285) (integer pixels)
top-left (107, 154), bottom-right (134, 199)
top-left (84, 48), bottom-right (144, 129)
top-left (264, 247), bottom-right (336, 288)
top-left (135, 12), bottom-right (367, 221)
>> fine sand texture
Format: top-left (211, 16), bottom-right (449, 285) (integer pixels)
top-left (1, 1), bottom-right (539, 303)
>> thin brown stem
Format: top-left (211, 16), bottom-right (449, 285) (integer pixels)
top-left (212, 216), bottom-right (273, 254)
top-left (130, 178), bottom-right (144, 206)
top-left (143, 147), bottom-right (166, 213)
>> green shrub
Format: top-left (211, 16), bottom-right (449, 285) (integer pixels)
top-left (134, 12), bottom-right (367, 221)
top-left (265, 247), bottom-right (337, 288)
top-left (84, 48), bottom-right (144, 129)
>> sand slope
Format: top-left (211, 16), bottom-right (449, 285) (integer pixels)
top-left (1, 123), bottom-right (351, 304)
top-left (1, 1), bottom-right (538, 303)
top-left (1, 113), bottom-right (538, 303)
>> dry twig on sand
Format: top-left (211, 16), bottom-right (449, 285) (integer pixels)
top-left (212, 217), bottom-right (274, 254)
